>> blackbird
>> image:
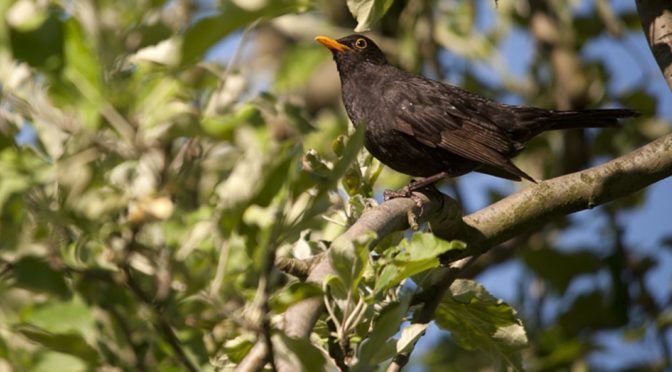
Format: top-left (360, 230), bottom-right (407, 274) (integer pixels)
top-left (315, 34), bottom-right (638, 195)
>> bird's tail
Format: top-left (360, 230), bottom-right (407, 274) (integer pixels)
top-left (543, 108), bottom-right (639, 130)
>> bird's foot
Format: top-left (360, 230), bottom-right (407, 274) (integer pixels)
top-left (383, 181), bottom-right (425, 208)
top-left (383, 185), bottom-right (413, 201)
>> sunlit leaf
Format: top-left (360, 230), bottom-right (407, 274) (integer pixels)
top-left (396, 323), bottom-right (429, 354)
top-left (374, 234), bottom-right (466, 295)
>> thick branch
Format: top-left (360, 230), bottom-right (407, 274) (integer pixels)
top-left (636, 1), bottom-right (672, 90)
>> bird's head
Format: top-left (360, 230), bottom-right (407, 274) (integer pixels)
top-left (315, 34), bottom-right (387, 74)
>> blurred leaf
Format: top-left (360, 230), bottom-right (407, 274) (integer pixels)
top-left (32, 352), bottom-right (87, 372)
top-left (574, 16), bottom-right (605, 46)
top-left (620, 90), bottom-right (656, 116)
top-left (282, 102), bottom-right (314, 134)
top-left (11, 256), bottom-right (70, 299)
top-left (269, 282), bottom-right (323, 313)
top-left (434, 279), bottom-right (527, 371)
top-left (22, 296), bottom-right (94, 335)
top-left (329, 124), bottom-right (366, 183)
top-left (275, 46), bottom-right (328, 92)
top-left (128, 19), bottom-right (173, 51)
top-left (254, 144), bottom-right (299, 207)
top-left (347, 0), bottom-right (394, 33)
top-left (181, 0), bottom-right (310, 65)
top-left (7, 4), bottom-right (64, 73)
top-left (523, 248), bottom-right (600, 294)
top-left (179, 329), bottom-right (209, 366)
top-left (201, 104), bottom-right (263, 140)
top-left (222, 334), bottom-right (255, 363)
top-left (217, 134), bottom-right (297, 235)
top-left (13, 324), bottom-right (100, 366)
top-left (532, 337), bottom-right (595, 371)
top-left (374, 234), bottom-right (466, 295)
top-left (49, 18), bottom-right (102, 130)
top-left (342, 163), bottom-right (363, 196)
top-left (557, 291), bottom-right (628, 335)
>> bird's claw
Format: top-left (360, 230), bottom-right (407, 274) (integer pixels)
top-left (383, 187), bottom-right (412, 201)
top-left (383, 185), bottom-right (424, 209)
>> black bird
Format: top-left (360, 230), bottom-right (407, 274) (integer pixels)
top-left (315, 34), bottom-right (638, 195)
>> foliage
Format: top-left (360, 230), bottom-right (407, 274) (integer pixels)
top-left (0, 0), bottom-right (670, 371)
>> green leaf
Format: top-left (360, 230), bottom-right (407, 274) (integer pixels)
top-left (330, 232), bottom-right (376, 291)
top-left (346, 0), bottom-right (395, 32)
top-left (13, 324), bottom-right (100, 366)
top-left (11, 256), bottom-right (70, 299)
top-left (434, 279), bottom-right (527, 371)
top-left (374, 233), bottom-right (465, 295)
top-left (181, 0), bottom-right (310, 65)
top-left (354, 301), bottom-right (408, 370)
top-left (275, 333), bottom-right (327, 371)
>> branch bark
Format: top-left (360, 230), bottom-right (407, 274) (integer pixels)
top-left (636, 1), bottom-right (672, 91)
top-left (236, 132), bottom-right (672, 371)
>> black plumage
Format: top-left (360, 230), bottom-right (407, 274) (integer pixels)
top-left (316, 34), bottom-right (638, 185)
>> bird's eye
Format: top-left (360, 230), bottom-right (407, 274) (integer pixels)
top-left (354, 38), bottom-right (367, 49)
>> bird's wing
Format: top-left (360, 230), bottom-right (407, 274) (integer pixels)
top-left (383, 79), bottom-right (534, 181)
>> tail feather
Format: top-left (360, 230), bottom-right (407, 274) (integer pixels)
top-left (545, 108), bottom-right (639, 130)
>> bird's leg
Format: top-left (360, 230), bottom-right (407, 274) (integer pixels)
top-left (383, 172), bottom-right (449, 203)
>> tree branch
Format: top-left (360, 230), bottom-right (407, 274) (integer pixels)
top-left (436, 132), bottom-right (672, 262)
top-left (238, 132), bottom-right (672, 371)
top-left (636, 1), bottom-right (672, 91)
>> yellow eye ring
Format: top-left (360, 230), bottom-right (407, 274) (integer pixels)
top-left (354, 38), bottom-right (367, 49)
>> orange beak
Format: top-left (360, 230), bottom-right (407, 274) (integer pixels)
top-left (315, 36), bottom-right (351, 52)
